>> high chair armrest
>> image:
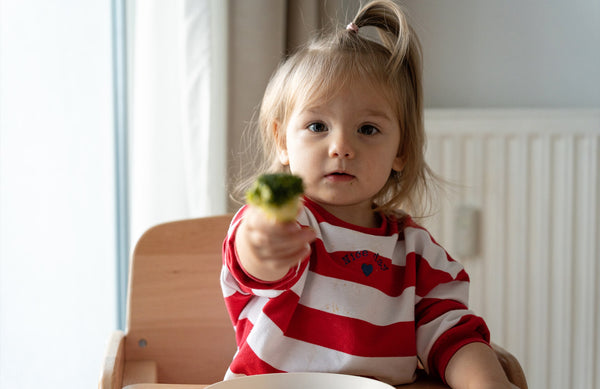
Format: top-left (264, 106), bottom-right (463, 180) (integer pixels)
top-left (99, 330), bottom-right (126, 389)
top-left (491, 343), bottom-right (528, 389)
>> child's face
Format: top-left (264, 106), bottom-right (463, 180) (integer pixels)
top-left (277, 78), bottom-right (404, 223)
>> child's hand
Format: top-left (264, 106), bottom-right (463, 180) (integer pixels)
top-left (235, 205), bottom-right (316, 282)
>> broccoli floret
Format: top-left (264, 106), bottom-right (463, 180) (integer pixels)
top-left (246, 173), bottom-right (304, 222)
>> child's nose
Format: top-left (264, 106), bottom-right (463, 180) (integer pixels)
top-left (328, 132), bottom-right (355, 159)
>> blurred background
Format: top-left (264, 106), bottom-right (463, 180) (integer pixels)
top-left (0, 0), bottom-right (598, 388)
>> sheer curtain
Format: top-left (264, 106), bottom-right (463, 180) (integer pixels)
top-left (129, 0), bottom-right (227, 246)
top-left (128, 0), bottom-right (351, 244)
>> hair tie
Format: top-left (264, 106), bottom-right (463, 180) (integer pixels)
top-left (346, 22), bottom-right (359, 33)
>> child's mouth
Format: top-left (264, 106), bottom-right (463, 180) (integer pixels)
top-left (326, 172), bottom-right (355, 181)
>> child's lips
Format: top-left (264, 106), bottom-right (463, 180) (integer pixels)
top-left (325, 171), bottom-right (355, 182)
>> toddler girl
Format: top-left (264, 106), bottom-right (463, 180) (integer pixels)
top-left (221, 1), bottom-right (514, 387)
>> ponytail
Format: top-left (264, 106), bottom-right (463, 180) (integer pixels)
top-left (351, 0), bottom-right (412, 70)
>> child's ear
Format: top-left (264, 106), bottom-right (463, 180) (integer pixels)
top-left (392, 155), bottom-right (405, 172)
top-left (278, 148), bottom-right (290, 166)
top-left (273, 121), bottom-right (290, 166)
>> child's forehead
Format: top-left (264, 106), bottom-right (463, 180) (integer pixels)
top-left (292, 73), bottom-right (395, 114)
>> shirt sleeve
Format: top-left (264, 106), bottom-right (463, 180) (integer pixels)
top-left (405, 220), bottom-right (490, 383)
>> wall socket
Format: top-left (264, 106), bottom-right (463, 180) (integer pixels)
top-left (454, 205), bottom-right (481, 258)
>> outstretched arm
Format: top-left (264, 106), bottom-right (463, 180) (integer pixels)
top-left (445, 342), bottom-right (516, 389)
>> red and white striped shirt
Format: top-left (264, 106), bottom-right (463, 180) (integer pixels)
top-left (221, 197), bottom-right (489, 385)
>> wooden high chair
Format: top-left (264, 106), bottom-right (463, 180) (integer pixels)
top-left (99, 215), bottom-right (528, 389)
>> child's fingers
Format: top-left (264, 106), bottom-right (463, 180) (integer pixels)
top-left (272, 243), bottom-right (311, 269)
top-left (243, 205), bottom-right (316, 269)
top-left (246, 223), bottom-right (314, 262)
top-left (250, 229), bottom-right (311, 259)
top-left (270, 225), bottom-right (315, 256)
top-left (246, 207), bottom-right (314, 241)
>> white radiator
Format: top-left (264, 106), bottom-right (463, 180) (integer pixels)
top-left (423, 109), bottom-right (600, 389)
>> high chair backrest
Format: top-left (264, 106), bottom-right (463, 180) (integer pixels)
top-left (125, 214), bottom-right (236, 384)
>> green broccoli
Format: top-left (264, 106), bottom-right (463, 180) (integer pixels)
top-left (245, 173), bottom-right (304, 222)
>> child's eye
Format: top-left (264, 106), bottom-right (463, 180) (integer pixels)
top-left (307, 122), bottom-right (328, 133)
top-left (358, 125), bottom-right (379, 136)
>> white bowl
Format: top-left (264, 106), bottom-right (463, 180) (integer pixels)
top-left (205, 372), bottom-right (394, 389)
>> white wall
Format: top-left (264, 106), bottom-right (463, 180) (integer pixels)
top-left (332, 0), bottom-right (600, 108)
top-left (0, 1), bottom-right (116, 388)
top-left (401, 0), bottom-right (600, 108)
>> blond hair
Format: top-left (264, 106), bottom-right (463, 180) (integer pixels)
top-left (235, 0), bottom-right (439, 217)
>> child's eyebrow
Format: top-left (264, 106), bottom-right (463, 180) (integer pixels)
top-left (362, 109), bottom-right (395, 123)
top-left (302, 108), bottom-right (322, 115)
top-left (301, 107), bottom-right (394, 122)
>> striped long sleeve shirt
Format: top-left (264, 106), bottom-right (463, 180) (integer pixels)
top-left (220, 197), bottom-right (489, 385)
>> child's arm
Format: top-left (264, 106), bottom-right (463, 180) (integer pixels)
top-left (235, 205), bottom-right (316, 282)
top-left (445, 342), bottom-right (516, 389)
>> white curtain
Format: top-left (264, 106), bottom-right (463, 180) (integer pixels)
top-left (129, 0), bottom-right (227, 247)
top-left (128, 0), bottom-right (347, 246)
